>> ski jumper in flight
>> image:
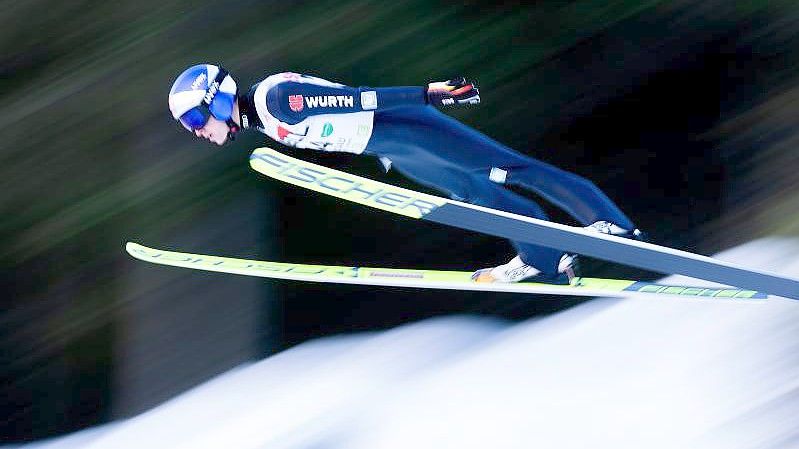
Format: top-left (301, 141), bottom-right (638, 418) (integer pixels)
top-left (168, 64), bottom-right (644, 284)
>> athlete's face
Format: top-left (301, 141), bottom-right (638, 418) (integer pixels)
top-left (195, 115), bottom-right (230, 145)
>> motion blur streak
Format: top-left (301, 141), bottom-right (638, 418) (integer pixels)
top-left (14, 238), bottom-right (799, 449)
top-left (4, 0), bottom-right (799, 442)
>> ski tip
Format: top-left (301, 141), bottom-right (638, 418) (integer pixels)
top-left (249, 147), bottom-right (273, 163)
top-left (249, 148), bottom-right (284, 175)
top-left (125, 241), bottom-right (149, 259)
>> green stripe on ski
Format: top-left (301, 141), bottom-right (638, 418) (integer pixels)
top-left (125, 242), bottom-right (766, 300)
top-left (250, 148), bottom-right (446, 219)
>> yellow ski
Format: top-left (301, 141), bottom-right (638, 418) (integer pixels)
top-left (126, 242), bottom-right (767, 300)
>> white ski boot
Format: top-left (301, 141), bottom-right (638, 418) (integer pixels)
top-left (472, 254), bottom-right (577, 285)
top-left (585, 220), bottom-right (646, 241)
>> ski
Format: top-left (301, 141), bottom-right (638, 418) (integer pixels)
top-left (249, 147), bottom-right (799, 299)
top-left (126, 242), bottom-right (767, 300)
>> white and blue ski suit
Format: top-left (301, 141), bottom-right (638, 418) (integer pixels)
top-left (238, 72), bottom-right (635, 275)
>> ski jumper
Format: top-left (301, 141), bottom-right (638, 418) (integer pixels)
top-left (240, 72), bottom-right (635, 275)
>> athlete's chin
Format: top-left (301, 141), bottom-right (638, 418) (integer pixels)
top-left (208, 136), bottom-right (227, 146)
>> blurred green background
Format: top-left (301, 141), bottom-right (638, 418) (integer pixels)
top-left (2, 0), bottom-right (799, 442)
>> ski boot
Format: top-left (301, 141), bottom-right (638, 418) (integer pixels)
top-left (585, 221), bottom-right (647, 241)
top-left (472, 254), bottom-right (578, 285)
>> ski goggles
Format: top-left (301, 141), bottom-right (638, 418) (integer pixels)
top-left (178, 106), bottom-right (212, 131)
top-left (178, 66), bottom-right (230, 131)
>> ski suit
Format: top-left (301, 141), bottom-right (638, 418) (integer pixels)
top-left (238, 72), bottom-right (635, 274)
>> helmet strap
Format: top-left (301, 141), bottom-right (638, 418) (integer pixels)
top-left (203, 65), bottom-right (239, 142)
top-left (226, 118), bottom-right (240, 141)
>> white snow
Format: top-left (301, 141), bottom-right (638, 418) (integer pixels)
top-left (10, 238), bottom-right (799, 449)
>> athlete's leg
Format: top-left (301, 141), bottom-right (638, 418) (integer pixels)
top-left (368, 106), bottom-right (635, 229)
top-left (366, 110), bottom-right (564, 274)
top-left (501, 160), bottom-right (636, 229)
top-left (456, 176), bottom-right (565, 274)
top-left (391, 166), bottom-right (565, 274)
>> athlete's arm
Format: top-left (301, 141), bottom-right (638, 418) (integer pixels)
top-left (267, 74), bottom-right (479, 124)
top-left (266, 77), bottom-right (423, 124)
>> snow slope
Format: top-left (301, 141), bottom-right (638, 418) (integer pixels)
top-left (16, 238), bottom-right (799, 449)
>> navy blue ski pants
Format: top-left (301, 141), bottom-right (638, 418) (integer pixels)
top-left (364, 105), bottom-right (635, 274)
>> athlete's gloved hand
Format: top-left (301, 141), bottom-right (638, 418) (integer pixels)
top-left (426, 77), bottom-right (480, 107)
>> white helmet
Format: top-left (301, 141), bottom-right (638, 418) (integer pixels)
top-left (168, 63), bottom-right (239, 137)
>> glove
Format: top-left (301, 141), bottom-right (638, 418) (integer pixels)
top-left (426, 77), bottom-right (480, 107)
